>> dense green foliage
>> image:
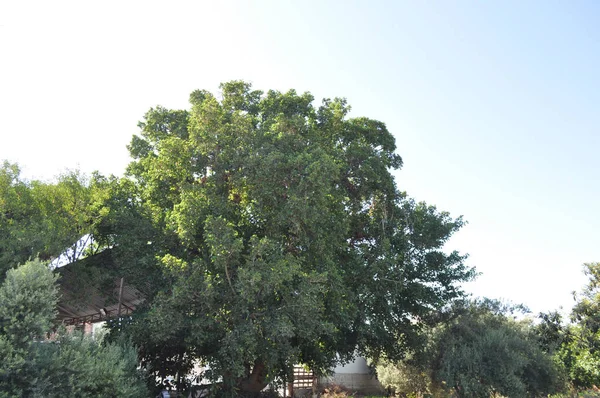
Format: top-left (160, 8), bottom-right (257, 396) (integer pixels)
top-left (5, 80), bottom-right (600, 397)
top-left (29, 333), bottom-right (147, 398)
top-left (98, 81), bottom-right (474, 394)
top-left (549, 263), bottom-right (600, 389)
top-left (0, 259), bottom-right (59, 347)
top-left (429, 300), bottom-right (565, 397)
top-left (0, 162), bottom-right (104, 277)
top-left (2, 82), bottom-right (600, 397)
top-left (377, 299), bottom-right (566, 398)
top-left (0, 259), bottom-right (147, 397)
top-left (376, 357), bottom-right (430, 397)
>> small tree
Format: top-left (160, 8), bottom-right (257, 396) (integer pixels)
top-left (0, 259), bottom-right (148, 397)
top-left (401, 299), bottom-right (567, 398)
top-left (0, 259), bottom-right (59, 396)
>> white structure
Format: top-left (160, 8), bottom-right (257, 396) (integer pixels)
top-left (319, 357), bottom-right (384, 395)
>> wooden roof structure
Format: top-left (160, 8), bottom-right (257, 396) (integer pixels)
top-left (55, 250), bottom-right (145, 326)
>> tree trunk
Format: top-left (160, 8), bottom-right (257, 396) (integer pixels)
top-left (238, 360), bottom-right (268, 393)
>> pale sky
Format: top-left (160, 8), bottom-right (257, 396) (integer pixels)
top-left (1, 1), bottom-right (599, 315)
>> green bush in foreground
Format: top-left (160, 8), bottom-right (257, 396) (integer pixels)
top-left (0, 259), bottom-right (148, 397)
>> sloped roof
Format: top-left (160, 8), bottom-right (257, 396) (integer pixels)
top-left (55, 250), bottom-right (145, 325)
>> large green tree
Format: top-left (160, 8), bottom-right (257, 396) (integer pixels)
top-left (102, 81), bottom-right (474, 394)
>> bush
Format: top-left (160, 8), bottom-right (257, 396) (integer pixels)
top-left (0, 259), bottom-right (148, 397)
top-left (427, 300), bottom-right (567, 397)
top-left (376, 359), bottom-right (430, 397)
top-left (376, 300), bottom-right (567, 398)
top-left (320, 383), bottom-right (353, 398)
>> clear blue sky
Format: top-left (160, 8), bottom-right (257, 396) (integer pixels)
top-left (1, 1), bottom-right (599, 315)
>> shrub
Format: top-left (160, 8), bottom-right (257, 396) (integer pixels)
top-left (0, 259), bottom-right (148, 397)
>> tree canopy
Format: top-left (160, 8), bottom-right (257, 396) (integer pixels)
top-left (0, 162), bottom-right (104, 277)
top-left (97, 81), bottom-right (474, 394)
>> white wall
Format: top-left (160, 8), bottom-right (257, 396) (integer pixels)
top-left (332, 356), bottom-right (370, 374)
